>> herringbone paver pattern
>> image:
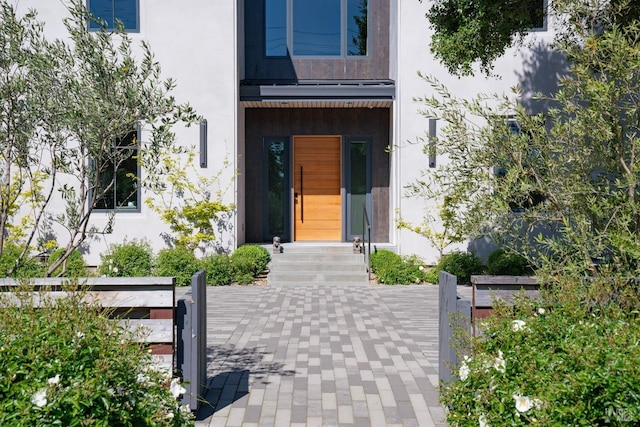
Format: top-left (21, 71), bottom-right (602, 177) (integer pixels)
top-left (194, 283), bottom-right (446, 427)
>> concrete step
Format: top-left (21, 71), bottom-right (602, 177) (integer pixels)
top-left (268, 271), bottom-right (369, 283)
top-left (274, 244), bottom-right (358, 255)
top-left (269, 280), bottom-right (370, 287)
top-left (271, 252), bottom-right (365, 263)
top-left (267, 244), bottom-right (370, 286)
top-left (271, 262), bottom-right (367, 273)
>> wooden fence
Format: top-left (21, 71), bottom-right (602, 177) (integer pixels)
top-left (438, 271), bottom-right (471, 385)
top-left (439, 273), bottom-right (542, 385)
top-left (176, 270), bottom-right (208, 411)
top-left (0, 277), bottom-right (176, 372)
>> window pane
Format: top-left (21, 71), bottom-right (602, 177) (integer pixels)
top-left (267, 141), bottom-right (287, 237)
top-left (347, 0), bottom-right (367, 56)
top-left (293, 0), bottom-right (341, 56)
top-left (530, 0), bottom-right (545, 28)
top-left (96, 160), bottom-right (115, 209)
top-left (115, 151), bottom-right (138, 208)
top-left (94, 129), bottom-right (139, 210)
top-left (88, 0), bottom-right (138, 31)
top-left (114, 0), bottom-right (137, 30)
top-left (88, 0), bottom-right (113, 29)
top-left (349, 141), bottom-right (367, 235)
top-left (116, 129), bottom-right (137, 147)
top-left (266, 0), bottom-right (287, 56)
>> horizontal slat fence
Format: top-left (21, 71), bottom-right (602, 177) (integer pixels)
top-left (0, 277), bottom-right (176, 372)
top-left (439, 273), bottom-right (543, 386)
top-left (471, 275), bottom-right (540, 320)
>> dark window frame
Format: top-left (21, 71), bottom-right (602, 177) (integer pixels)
top-left (343, 136), bottom-right (372, 241)
top-left (265, 0), bottom-right (369, 58)
top-left (528, 0), bottom-right (547, 31)
top-left (262, 136), bottom-right (292, 242)
top-left (494, 117), bottom-right (546, 213)
top-left (92, 127), bottom-right (141, 213)
top-left (87, 0), bottom-right (140, 32)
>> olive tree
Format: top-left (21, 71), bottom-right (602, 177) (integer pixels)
top-left (411, 18), bottom-right (640, 279)
top-left (0, 0), bottom-right (200, 276)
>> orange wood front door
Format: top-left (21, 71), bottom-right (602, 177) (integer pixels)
top-left (293, 136), bottom-right (342, 241)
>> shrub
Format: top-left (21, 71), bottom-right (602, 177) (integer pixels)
top-left (200, 254), bottom-right (235, 285)
top-left (230, 245), bottom-right (270, 276)
top-left (0, 242), bottom-right (44, 278)
top-left (370, 249), bottom-right (402, 283)
top-left (370, 250), bottom-right (429, 284)
top-left (486, 248), bottom-right (532, 276)
top-left (155, 247), bottom-right (201, 287)
top-left (435, 251), bottom-right (483, 285)
top-left (234, 271), bottom-right (256, 285)
top-left (47, 248), bottom-right (86, 278)
top-left (98, 239), bottom-right (153, 277)
top-left (441, 279), bottom-right (640, 425)
top-left (424, 267), bottom-right (440, 284)
top-left (0, 285), bottom-right (193, 426)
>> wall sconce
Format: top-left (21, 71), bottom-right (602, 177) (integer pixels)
top-left (199, 119), bottom-right (207, 168)
top-left (429, 119), bottom-right (436, 168)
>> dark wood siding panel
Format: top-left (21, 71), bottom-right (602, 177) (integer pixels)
top-left (244, 108), bottom-right (390, 243)
top-left (244, 0), bottom-right (390, 80)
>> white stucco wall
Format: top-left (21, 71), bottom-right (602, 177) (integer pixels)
top-left (12, 0), bottom-right (239, 266)
top-left (393, 0), bottom-right (557, 264)
top-left (8, 0), bottom-right (564, 268)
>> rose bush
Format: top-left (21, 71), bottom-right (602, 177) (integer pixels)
top-left (0, 284), bottom-right (193, 426)
top-left (441, 280), bottom-right (640, 425)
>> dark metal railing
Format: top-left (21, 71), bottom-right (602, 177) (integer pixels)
top-left (363, 207), bottom-right (372, 280)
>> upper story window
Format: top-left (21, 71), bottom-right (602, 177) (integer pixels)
top-left (529, 0), bottom-right (546, 30)
top-left (494, 118), bottom-right (546, 212)
top-left (266, 0), bottom-right (368, 57)
top-left (87, 0), bottom-right (139, 32)
top-left (94, 129), bottom-right (140, 211)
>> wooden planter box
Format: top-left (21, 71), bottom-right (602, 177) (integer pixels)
top-left (471, 275), bottom-right (541, 334)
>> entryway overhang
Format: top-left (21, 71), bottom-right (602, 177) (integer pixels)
top-left (239, 79), bottom-right (395, 108)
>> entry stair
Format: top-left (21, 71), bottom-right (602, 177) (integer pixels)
top-left (267, 244), bottom-right (369, 286)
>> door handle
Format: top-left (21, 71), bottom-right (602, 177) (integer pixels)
top-left (300, 166), bottom-right (304, 223)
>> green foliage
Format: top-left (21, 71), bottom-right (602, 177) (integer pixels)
top-left (425, 0), bottom-right (544, 76)
top-left (0, 242), bottom-right (44, 278)
top-left (0, 0), bottom-right (199, 277)
top-left (370, 249), bottom-right (403, 279)
top-left (397, 204), bottom-right (463, 258)
top-left (98, 239), bottom-right (153, 277)
top-left (145, 151), bottom-right (234, 253)
top-left (370, 249), bottom-right (429, 285)
top-left (231, 245), bottom-right (270, 277)
top-left (155, 247), bottom-right (200, 287)
top-left (47, 248), bottom-right (86, 278)
top-left (199, 254), bottom-right (234, 286)
top-left (412, 20), bottom-right (640, 280)
top-left (486, 248), bottom-right (531, 276)
top-left (198, 246), bottom-right (269, 286)
top-left (441, 279), bottom-right (640, 425)
top-left (0, 285), bottom-right (193, 426)
top-left (435, 251), bottom-right (483, 285)
top-left (424, 0), bottom-right (640, 76)
top-left (424, 267), bottom-right (440, 284)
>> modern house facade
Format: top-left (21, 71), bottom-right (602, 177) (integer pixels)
top-left (15, 0), bottom-right (555, 267)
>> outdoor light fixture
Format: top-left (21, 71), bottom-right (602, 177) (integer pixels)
top-left (429, 118), bottom-right (436, 168)
top-left (199, 119), bottom-right (207, 168)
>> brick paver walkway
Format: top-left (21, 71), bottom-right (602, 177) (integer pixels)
top-left (193, 283), bottom-right (447, 427)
